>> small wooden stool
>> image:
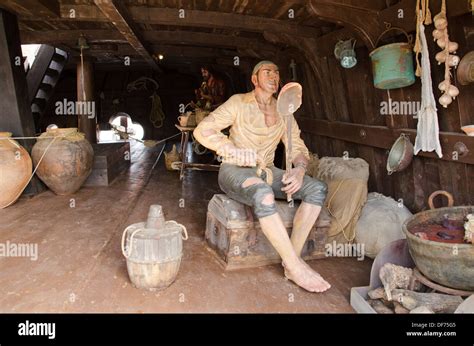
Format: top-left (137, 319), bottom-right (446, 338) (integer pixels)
top-left (205, 194), bottom-right (330, 270)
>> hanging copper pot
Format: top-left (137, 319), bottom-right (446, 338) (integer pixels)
top-left (387, 133), bottom-right (414, 175)
top-left (457, 51), bottom-right (474, 86)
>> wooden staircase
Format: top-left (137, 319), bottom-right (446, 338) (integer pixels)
top-left (26, 45), bottom-right (68, 132)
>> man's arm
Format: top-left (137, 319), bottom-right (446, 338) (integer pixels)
top-left (212, 79), bottom-right (226, 105)
top-left (193, 96), bottom-right (236, 156)
top-left (281, 114), bottom-right (310, 169)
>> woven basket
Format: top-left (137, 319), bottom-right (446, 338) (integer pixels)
top-left (195, 109), bottom-right (210, 125)
top-left (164, 144), bottom-right (180, 171)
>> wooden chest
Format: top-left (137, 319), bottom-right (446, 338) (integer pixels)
top-left (205, 194), bottom-right (330, 270)
top-left (84, 142), bottom-right (130, 186)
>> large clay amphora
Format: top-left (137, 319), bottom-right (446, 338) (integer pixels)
top-left (32, 128), bottom-right (94, 195)
top-left (0, 132), bottom-right (32, 208)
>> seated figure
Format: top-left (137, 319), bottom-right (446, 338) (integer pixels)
top-left (194, 61), bottom-right (330, 293)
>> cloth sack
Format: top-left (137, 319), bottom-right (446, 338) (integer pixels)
top-left (355, 192), bottom-right (413, 259)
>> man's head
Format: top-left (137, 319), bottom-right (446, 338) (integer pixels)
top-left (201, 65), bottom-right (213, 81)
top-left (251, 60), bottom-right (280, 95)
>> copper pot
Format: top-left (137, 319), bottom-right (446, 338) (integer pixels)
top-left (387, 133), bottom-right (414, 175)
top-left (457, 51), bottom-right (474, 86)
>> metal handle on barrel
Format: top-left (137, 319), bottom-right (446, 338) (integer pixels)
top-left (121, 226), bottom-right (142, 259)
top-left (166, 220), bottom-right (189, 240)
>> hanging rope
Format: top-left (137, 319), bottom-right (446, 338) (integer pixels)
top-left (126, 77), bottom-right (165, 129)
top-left (414, 0), bottom-right (432, 77)
top-left (126, 77), bottom-right (159, 93)
top-left (149, 91), bottom-right (166, 129)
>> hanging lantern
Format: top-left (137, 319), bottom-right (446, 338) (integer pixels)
top-left (334, 39), bottom-right (357, 69)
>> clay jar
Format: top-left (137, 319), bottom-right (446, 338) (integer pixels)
top-left (0, 132), bottom-right (33, 208)
top-left (32, 128), bottom-right (94, 195)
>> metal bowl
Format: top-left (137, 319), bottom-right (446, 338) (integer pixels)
top-left (387, 133), bottom-right (414, 175)
top-left (403, 204), bottom-right (474, 291)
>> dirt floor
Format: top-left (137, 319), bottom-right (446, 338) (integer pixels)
top-left (0, 142), bottom-right (372, 312)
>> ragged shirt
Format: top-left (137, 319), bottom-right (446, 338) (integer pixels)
top-left (193, 90), bottom-right (309, 182)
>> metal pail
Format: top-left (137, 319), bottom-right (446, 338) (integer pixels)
top-left (369, 27), bottom-right (415, 90)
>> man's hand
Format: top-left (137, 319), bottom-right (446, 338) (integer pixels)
top-left (281, 166), bottom-right (305, 195)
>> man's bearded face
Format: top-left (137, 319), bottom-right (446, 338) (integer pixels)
top-left (254, 64), bottom-right (280, 94)
top-left (201, 68), bottom-right (210, 81)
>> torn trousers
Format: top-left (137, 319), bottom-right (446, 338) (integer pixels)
top-left (218, 163), bottom-right (328, 219)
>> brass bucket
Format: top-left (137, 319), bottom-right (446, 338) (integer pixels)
top-left (369, 27), bottom-right (415, 90)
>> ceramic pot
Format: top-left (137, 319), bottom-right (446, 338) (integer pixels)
top-left (0, 132), bottom-right (32, 208)
top-left (32, 128), bottom-right (93, 195)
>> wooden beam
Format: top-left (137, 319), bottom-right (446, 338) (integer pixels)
top-left (309, 0), bottom-right (384, 12)
top-left (68, 44), bottom-right (254, 60)
top-left (57, 4), bottom-right (320, 38)
top-left (0, 9), bottom-right (43, 194)
top-left (298, 117), bottom-right (474, 165)
top-left (19, 29), bottom-right (278, 52)
top-left (378, 0), bottom-right (472, 35)
top-left (92, 0), bottom-right (161, 72)
top-left (308, 0), bottom-right (472, 50)
top-left (307, 0), bottom-right (379, 48)
top-left (77, 57), bottom-right (96, 143)
top-left (0, 0), bottom-right (59, 19)
top-left (20, 29), bottom-right (127, 44)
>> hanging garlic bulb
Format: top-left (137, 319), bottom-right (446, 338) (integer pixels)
top-left (447, 41), bottom-right (458, 53)
top-left (435, 51), bottom-right (447, 64)
top-left (434, 0), bottom-right (448, 30)
top-left (432, 29), bottom-right (445, 40)
top-left (434, 16), bottom-right (447, 30)
top-left (433, 0), bottom-right (461, 107)
top-left (438, 80), bottom-right (448, 91)
top-left (437, 39), bottom-right (447, 49)
top-left (439, 93), bottom-right (453, 108)
top-left (446, 54), bottom-right (460, 67)
top-left (447, 85), bottom-right (459, 98)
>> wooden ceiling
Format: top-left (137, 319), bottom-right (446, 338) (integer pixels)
top-left (1, 0), bottom-right (470, 69)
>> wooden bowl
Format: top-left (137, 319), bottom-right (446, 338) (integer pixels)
top-left (461, 125), bottom-right (474, 136)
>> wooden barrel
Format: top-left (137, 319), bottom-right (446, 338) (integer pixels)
top-left (122, 221), bottom-right (187, 291)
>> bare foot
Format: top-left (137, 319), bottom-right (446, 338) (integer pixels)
top-left (283, 259), bottom-right (331, 293)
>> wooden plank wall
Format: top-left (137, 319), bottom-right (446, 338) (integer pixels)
top-left (299, 14), bottom-right (474, 212)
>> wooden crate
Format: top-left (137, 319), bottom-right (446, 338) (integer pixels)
top-left (205, 194), bottom-right (330, 270)
top-left (84, 142), bottom-right (131, 186)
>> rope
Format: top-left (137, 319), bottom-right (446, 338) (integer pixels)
top-left (121, 225), bottom-right (142, 259)
top-left (165, 220), bottom-right (189, 240)
top-left (149, 91), bottom-right (166, 129)
top-left (121, 220), bottom-right (189, 259)
top-left (126, 77), bottom-right (159, 93)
